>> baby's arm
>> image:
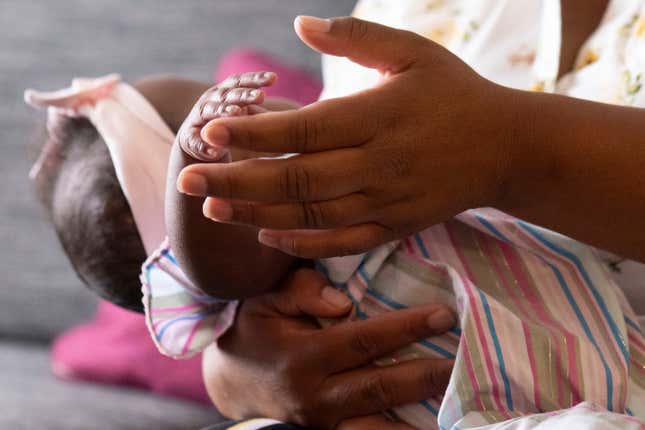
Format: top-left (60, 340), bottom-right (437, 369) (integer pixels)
top-left (166, 73), bottom-right (298, 300)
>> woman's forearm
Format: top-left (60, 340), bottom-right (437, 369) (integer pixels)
top-left (501, 88), bottom-right (645, 261)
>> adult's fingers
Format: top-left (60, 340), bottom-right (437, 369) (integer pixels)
top-left (260, 268), bottom-right (352, 318)
top-left (202, 193), bottom-right (376, 230)
top-left (177, 149), bottom-right (368, 201)
top-left (294, 16), bottom-right (428, 75)
top-left (200, 93), bottom-right (378, 154)
top-left (315, 304), bottom-right (456, 373)
top-left (325, 358), bottom-right (454, 421)
top-left (257, 224), bottom-right (395, 259)
top-left (336, 415), bottom-right (417, 430)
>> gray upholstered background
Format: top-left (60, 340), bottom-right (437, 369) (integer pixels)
top-left (0, 0), bottom-right (354, 340)
top-left (0, 1), bottom-right (354, 428)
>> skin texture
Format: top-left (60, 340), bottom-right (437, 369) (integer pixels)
top-left (203, 268), bottom-right (455, 430)
top-left (166, 73), bottom-right (297, 299)
top-left (177, 12), bottom-right (645, 266)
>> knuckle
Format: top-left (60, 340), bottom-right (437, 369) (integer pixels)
top-left (252, 71), bottom-right (266, 82)
top-left (178, 129), bottom-right (204, 157)
top-left (362, 374), bottom-right (393, 411)
top-left (300, 202), bottom-right (326, 228)
top-left (281, 164), bottom-right (312, 201)
top-left (349, 330), bottom-right (380, 357)
top-left (420, 366), bottom-right (443, 395)
top-left (210, 87), bottom-right (230, 103)
top-left (346, 17), bottom-right (370, 43)
top-left (222, 73), bottom-right (242, 88)
top-left (383, 153), bottom-right (413, 178)
top-left (200, 101), bottom-right (220, 121)
top-left (196, 99), bottom-right (211, 123)
top-left (291, 116), bottom-right (317, 153)
top-left (283, 236), bottom-right (306, 257)
top-left (225, 88), bottom-right (245, 103)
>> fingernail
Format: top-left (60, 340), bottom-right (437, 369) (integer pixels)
top-left (201, 123), bottom-right (230, 146)
top-left (261, 71), bottom-right (277, 81)
top-left (177, 171), bottom-right (208, 196)
top-left (225, 105), bottom-right (240, 114)
top-left (321, 286), bottom-right (352, 309)
top-left (258, 230), bottom-right (280, 248)
top-left (427, 308), bottom-right (456, 332)
top-left (203, 198), bottom-right (233, 221)
top-left (296, 15), bottom-right (332, 33)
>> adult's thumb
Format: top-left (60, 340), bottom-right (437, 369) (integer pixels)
top-left (294, 15), bottom-right (427, 75)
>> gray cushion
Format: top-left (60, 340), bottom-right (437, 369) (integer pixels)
top-left (1, 340), bottom-right (224, 429)
top-left (0, 0), bottom-right (355, 341)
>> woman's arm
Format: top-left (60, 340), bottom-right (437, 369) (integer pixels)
top-left (502, 90), bottom-right (645, 261)
top-left (177, 17), bottom-right (645, 263)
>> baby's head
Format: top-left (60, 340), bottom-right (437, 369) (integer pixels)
top-left (27, 75), bottom-right (215, 311)
top-left (32, 113), bottom-right (146, 312)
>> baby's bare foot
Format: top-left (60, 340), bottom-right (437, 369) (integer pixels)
top-left (177, 71), bottom-right (276, 161)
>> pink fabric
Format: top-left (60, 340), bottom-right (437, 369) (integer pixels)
top-left (51, 301), bottom-right (211, 404)
top-left (215, 48), bottom-right (322, 105)
top-left (49, 48), bottom-right (322, 403)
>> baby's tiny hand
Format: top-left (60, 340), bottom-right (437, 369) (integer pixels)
top-left (177, 71), bottom-right (276, 161)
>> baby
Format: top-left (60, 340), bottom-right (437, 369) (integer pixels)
top-left (26, 72), bottom-right (644, 430)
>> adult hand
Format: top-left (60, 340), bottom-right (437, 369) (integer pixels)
top-left (177, 16), bottom-right (518, 258)
top-left (203, 268), bottom-right (455, 430)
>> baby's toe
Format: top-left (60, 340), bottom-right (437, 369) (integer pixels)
top-left (220, 71), bottom-right (277, 89)
top-left (178, 126), bottom-right (227, 162)
top-left (199, 88), bottom-right (262, 123)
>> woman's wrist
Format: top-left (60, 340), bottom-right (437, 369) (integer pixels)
top-left (492, 86), bottom-right (645, 261)
top-left (491, 86), bottom-right (560, 215)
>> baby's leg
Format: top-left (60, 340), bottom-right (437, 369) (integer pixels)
top-left (166, 71), bottom-right (297, 300)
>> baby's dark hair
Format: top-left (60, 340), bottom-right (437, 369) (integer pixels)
top-left (32, 114), bottom-right (146, 312)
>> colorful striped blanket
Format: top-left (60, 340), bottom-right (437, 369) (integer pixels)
top-left (141, 208), bottom-right (644, 429)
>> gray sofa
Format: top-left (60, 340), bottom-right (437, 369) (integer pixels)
top-left (1, 1), bottom-right (353, 428)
